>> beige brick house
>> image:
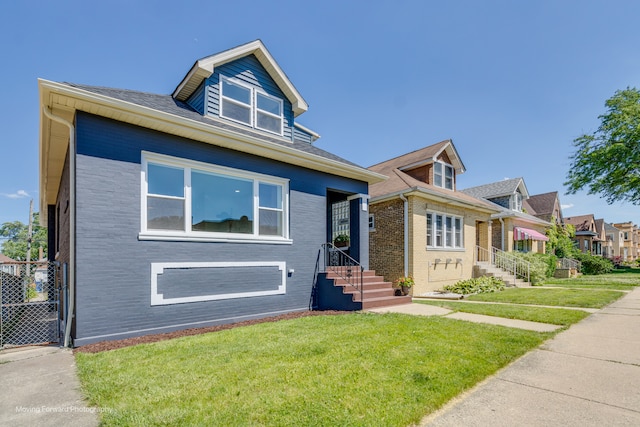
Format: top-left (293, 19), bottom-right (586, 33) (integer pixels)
top-left (368, 140), bottom-right (501, 294)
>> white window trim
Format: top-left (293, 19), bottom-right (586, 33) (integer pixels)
top-left (255, 90), bottom-right (284, 135)
top-left (219, 75), bottom-right (284, 136)
top-left (140, 152), bottom-right (291, 244)
top-left (219, 76), bottom-right (253, 127)
top-left (433, 161), bottom-right (454, 190)
top-left (426, 211), bottom-right (464, 250)
top-left (151, 261), bottom-right (286, 305)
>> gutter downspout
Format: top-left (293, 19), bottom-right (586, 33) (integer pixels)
top-left (399, 194), bottom-right (409, 277)
top-left (499, 217), bottom-right (505, 251)
top-left (42, 106), bottom-right (75, 348)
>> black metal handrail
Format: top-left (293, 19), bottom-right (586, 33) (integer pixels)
top-left (321, 243), bottom-right (364, 304)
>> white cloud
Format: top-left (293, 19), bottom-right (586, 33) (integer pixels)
top-left (3, 190), bottom-right (30, 199)
top-left (561, 203), bottom-right (574, 210)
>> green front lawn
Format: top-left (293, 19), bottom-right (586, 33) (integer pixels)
top-left (466, 287), bottom-right (624, 308)
top-left (77, 313), bottom-right (549, 426)
top-left (416, 299), bottom-right (591, 326)
top-left (543, 269), bottom-right (640, 290)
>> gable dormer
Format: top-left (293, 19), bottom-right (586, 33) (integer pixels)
top-left (172, 40), bottom-right (317, 144)
top-left (399, 140), bottom-right (465, 191)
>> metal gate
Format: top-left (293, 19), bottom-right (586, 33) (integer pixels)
top-left (1, 261), bottom-right (60, 349)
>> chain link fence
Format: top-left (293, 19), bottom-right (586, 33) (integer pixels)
top-left (1, 261), bottom-right (60, 349)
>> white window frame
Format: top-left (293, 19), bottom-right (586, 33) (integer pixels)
top-left (255, 90), bottom-right (283, 135)
top-left (219, 75), bottom-right (284, 136)
top-left (220, 76), bottom-right (253, 127)
top-left (426, 211), bottom-right (464, 250)
top-left (140, 152), bottom-right (291, 244)
top-left (433, 161), bottom-right (454, 190)
top-left (510, 193), bottom-right (523, 211)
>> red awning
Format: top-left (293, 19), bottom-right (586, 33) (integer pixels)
top-left (514, 227), bottom-right (549, 241)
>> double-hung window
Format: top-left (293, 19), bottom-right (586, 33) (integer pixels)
top-left (426, 212), bottom-right (464, 249)
top-left (220, 76), bottom-right (283, 135)
top-left (142, 153), bottom-right (289, 242)
top-left (433, 161), bottom-right (454, 190)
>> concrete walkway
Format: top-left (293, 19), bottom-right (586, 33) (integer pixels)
top-left (421, 287), bottom-right (640, 426)
top-left (369, 302), bottom-right (563, 332)
top-left (0, 346), bottom-right (100, 427)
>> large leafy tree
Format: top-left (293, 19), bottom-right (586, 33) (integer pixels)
top-left (565, 87), bottom-right (640, 204)
top-left (0, 212), bottom-right (48, 261)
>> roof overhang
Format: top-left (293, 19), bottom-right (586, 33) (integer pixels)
top-left (397, 140), bottom-right (466, 174)
top-left (370, 187), bottom-right (500, 214)
top-left (38, 79), bottom-right (385, 222)
top-left (172, 40), bottom-right (308, 117)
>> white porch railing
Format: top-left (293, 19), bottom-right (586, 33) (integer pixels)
top-left (475, 246), bottom-right (531, 284)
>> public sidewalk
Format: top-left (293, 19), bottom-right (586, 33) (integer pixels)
top-left (420, 287), bottom-right (640, 426)
top-left (0, 345), bottom-right (100, 427)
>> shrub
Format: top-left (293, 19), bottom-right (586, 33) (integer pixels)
top-left (573, 252), bottom-right (614, 275)
top-left (509, 252), bottom-right (550, 285)
top-left (443, 276), bottom-right (505, 295)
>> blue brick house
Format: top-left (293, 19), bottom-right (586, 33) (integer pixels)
top-left (38, 40), bottom-right (394, 347)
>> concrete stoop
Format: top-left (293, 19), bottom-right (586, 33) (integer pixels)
top-left (475, 263), bottom-right (531, 287)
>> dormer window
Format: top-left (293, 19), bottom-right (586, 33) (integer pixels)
top-left (433, 161), bottom-right (454, 190)
top-left (510, 193), bottom-right (523, 211)
top-left (220, 75), bottom-right (283, 135)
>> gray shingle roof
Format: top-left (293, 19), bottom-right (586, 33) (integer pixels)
top-left (460, 177), bottom-right (524, 199)
top-left (63, 82), bottom-right (361, 168)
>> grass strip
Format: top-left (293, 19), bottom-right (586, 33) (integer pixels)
top-left (76, 313), bottom-right (548, 426)
top-left (466, 287), bottom-right (624, 308)
top-left (416, 299), bottom-right (590, 326)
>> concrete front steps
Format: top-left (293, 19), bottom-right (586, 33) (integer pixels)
top-left (325, 270), bottom-right (412, 309)
top-left (474, 262), bottom-right (531, 287)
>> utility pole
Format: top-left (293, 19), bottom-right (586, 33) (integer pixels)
top-left (26, 199), bottom-right (33, 276)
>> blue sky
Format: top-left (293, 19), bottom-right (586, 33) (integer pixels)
top-left (1, 0), bottom-right (639, 228)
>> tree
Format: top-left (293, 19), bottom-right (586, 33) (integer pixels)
top-left (0, 212), bottom-right (48, 261)
top-left (546, 220), bottom-right (576, 258)
top-left (565, 87), bottom-right (640, 204)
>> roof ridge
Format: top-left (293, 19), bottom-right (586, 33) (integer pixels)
top-left (368, 139), bottom-right (451, 168)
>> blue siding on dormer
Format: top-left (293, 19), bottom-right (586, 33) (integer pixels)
top-left (186, 81), bottom-right (206, 114)
top-left (204, 55), bottom-right (294, 141)
top-left (293, 126), bottom-right (313, 144)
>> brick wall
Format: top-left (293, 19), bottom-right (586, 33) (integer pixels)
top-left (369, 198), bottom-right (404, 284)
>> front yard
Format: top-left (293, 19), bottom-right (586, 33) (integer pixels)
top-left (75, 271), bottom-right (637, 426)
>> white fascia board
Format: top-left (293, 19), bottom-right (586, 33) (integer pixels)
top-left (172, 40), bottom-right (308, 116)
top-left (39, 80), bottom-right (385, 186)
top-left (293, 122), bottom-right (320, 142)
top-left (433, 140), bottom-right (466, 174)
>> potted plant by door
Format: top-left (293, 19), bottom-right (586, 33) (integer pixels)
top-left (333, 234), bottom-right (350, 248)
top-left (395, 276), bottom-right (415, 296)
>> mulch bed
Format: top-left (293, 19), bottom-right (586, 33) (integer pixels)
top-left (74, 310), bottom-right (350, 354)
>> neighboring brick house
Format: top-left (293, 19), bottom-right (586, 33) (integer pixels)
top-left (38, 40), bottom-right (386, 346)
top-left (522, 191), bottom-right (564, 225)
top-left (368, 140), bottom-right (502, 294)
top-left (612, 222), bottom-right (639, 262)
top-left (604, 222), bottom-right (624, 259)
top-left (460, 178), bottom-right (551, 254)
top-left (565, 215), bottom-right (600, 255)
top-left (595, 219), bottom-right (608, 257)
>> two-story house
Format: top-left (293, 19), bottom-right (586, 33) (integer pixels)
top-left (368, 140), bottom-right (502, 295)
top-left (460, 178), bottom-right (551, 254)
top-left (565, 215), bottom-right (600, 255)
top-left (38, 40), bottom-right (388, 346)
top-left (604, 222), bottom-right (624, 260)
top-left (612, 222), bottom-right (639, 262)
